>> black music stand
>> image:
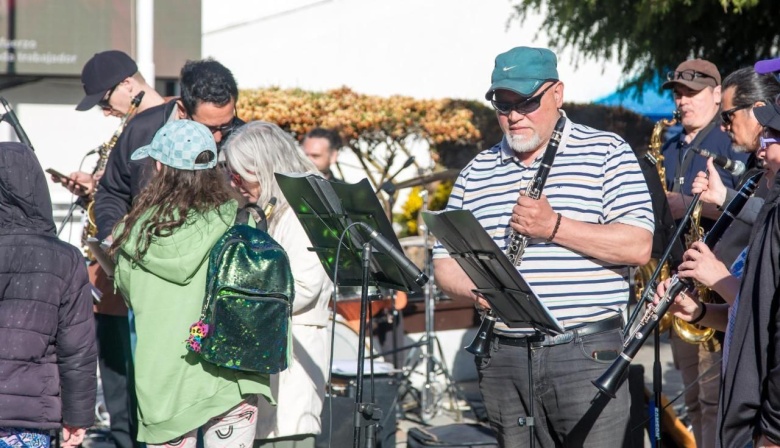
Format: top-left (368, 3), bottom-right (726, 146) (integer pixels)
top-left (422, 209), bottom-right (563, 448)
top-left (276, 173), bottom-right (425, 448)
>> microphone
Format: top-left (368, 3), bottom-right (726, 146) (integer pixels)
top-left (692, 147), bottom-right (746, 176)
top-left (0, 97), bottom-right (34, 151)
top-left (356, 222), bottom-right (429, 287)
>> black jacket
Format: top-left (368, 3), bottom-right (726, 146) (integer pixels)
top-left (0, 142), bottom-right (96, 429)
top-left (94, 101), bottom-right (176, 240)
top-left (719, 172), bottom-right (780, 447)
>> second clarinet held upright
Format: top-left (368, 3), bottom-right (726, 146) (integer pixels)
top-left (593, 170), bottom-right (764, 399)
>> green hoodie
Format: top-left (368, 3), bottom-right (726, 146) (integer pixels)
top-left (114, 200), bottom-right (272, 444)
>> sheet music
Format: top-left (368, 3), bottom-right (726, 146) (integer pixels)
top-left (276, 172), bottom-right (422, 293)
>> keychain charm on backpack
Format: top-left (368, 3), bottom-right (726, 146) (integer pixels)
top-left (186, 320), bottom-right (210, 353)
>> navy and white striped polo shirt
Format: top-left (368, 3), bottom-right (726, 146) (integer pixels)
top-left (433, 114), bottom-right (655, 334)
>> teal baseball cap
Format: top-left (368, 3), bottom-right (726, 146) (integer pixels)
top-left (132, 120), bottom-right (217, 170)
top-left (485, 47), bottom-right (559, 100)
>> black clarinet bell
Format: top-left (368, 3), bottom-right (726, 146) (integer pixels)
top-left (465, 312), bottom-right (496, 357)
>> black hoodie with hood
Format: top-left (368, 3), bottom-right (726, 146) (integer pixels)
top-left (0, 142), bottom-right (97, 429)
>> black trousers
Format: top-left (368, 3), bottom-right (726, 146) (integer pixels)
top-left (96, 314), bottom-right (138, 448)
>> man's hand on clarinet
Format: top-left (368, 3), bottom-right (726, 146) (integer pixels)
top-left (511, 192), bottom-right (557, 239)
top-left (692, 158), bottom-right (727, 208)
top-left (653, 277), bottom-right (701, 322)
top-left (676, 241), bottom-right (731, 289)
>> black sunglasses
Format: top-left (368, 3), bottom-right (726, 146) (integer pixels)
top-left (666, 70), bottom-right (716, 82)
top-left (720, 104), bottom-right (752, 126)
top-left (97, 84), bottom-right (118, 110)
top-left (186, 108), bottom-right (238, 136)
top-left (203, 122), bottom-right (236, 135)
top-left (491, 83), bottom-right (556, 116)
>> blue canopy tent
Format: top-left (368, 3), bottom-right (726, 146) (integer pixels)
top-left (594, 81), bottom-right (677, 123)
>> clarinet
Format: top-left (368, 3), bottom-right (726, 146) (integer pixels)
top-left (465, 115), bottom-right (566, 357)
top-left (593, 170), bottom-right (764, 398)
top-left (506, 116), bottom-right (566, 266)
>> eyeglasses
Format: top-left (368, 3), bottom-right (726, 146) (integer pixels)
top-left (760, 128), bottom-right (780, 149)
top-left (229, 170), bottom-right (244, 187)
top-left (97, 85), bottom-right (118, 111)
top-left (491, 83), bottom-right (556, 116)
top-left (229, 169), bottom-right (258, 188)
top-left (720, 104), bottom-right (752, 126)
top-left (666, 70), bottom-right (716, 82)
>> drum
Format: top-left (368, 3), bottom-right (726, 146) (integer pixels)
top-left (332, 316), bottom-right (370, 363)
top-left (333, 286), bottom-right (395, 334)
top-left (330, 315), bottom-right (385, 364)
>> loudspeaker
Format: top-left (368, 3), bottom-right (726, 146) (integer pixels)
top-left (315, 373), bottom-right (399, 448)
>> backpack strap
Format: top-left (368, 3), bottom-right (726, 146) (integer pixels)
top-left (235, 203), bottom-right (268, 232)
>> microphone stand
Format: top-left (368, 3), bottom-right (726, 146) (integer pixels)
top-left (353, 241), bottom-right (381, 448)
top-left (57, 200), bottom-right (82, 237)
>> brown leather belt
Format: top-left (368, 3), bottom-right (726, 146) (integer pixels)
top-left (495, 315), bottom-right (624, 348)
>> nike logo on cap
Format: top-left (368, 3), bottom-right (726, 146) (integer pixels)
top-left (502, 66), bottom-right (516, 71)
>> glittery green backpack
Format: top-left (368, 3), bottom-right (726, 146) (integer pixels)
top-left (186, 205), bottom-right (294, 373)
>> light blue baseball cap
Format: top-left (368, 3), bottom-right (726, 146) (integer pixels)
top-left (132, 120), bottom-right (217, 170)
top-left (485, 47), bottom-right (559, 100)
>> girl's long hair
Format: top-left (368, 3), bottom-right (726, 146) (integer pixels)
top-left (222, 121), bottom-right (320, 232)
top-left (110, 150), bottom-right (240, 260)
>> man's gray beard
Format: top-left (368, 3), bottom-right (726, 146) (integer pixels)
top-left (506, 133), bottom-right (542, 154)
top-left (732, 143), bottom-right (749, 153)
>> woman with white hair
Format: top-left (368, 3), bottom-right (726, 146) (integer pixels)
top-left (223, 121), bottom-right (333, 448)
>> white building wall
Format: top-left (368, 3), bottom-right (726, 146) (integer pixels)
top-left (202, 0), bottom-right (623, 103)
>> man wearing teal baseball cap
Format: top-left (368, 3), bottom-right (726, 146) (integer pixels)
top-left (433, 47), bottom-right (654, 447)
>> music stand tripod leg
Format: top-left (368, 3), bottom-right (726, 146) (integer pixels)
top-left (517, 332), bottom-right (543, 448)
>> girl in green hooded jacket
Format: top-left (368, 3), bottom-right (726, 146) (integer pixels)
top-left (111, 120), bottom-right (273, 447)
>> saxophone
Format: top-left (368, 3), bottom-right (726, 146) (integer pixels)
top-left (635, 111), bottom-right (678, 332)
top-left (81, 91), bottom-right (145, 258)
top-left (673, 195), bottom-right (716, 343)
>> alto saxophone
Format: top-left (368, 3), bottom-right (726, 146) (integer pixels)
top-left (673, 195), bottom-right (716, 343)
top-left (81, 91), bottom-right (145, 259)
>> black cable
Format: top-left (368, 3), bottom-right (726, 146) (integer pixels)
top-left (325, 221), bottom-right (366, 448)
